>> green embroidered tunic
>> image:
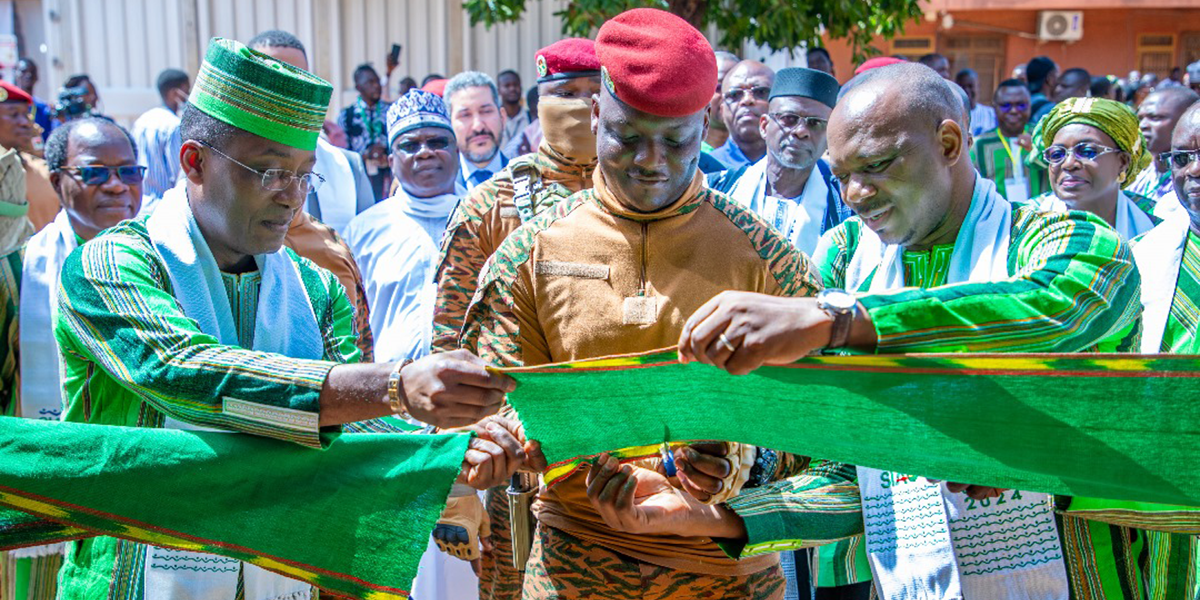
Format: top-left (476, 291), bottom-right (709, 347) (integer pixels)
top-left (52, 217), bottom-right (362, 600)
top-left (722, 206), bottom-right (1199, 599)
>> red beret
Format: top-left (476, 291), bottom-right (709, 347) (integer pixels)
top-left (595, 8), bottom-right (716, 117)
top-left (421, 78), bottom-right (448, 97)
top-left (536, 38), bottom-right (600, 83)
top-left (854, 57), bottom-right (906, 76)
top-left (0, 81), bottom-right (32, 105)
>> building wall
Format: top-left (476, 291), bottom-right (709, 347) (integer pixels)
top-left (820, 7), bottom-right (1199, 90)
top-left (24, 0), bottom-right (571, 126)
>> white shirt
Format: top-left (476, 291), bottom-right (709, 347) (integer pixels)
top-left (342, 198), bottom-right (441, 362)
top-left (728, 158), bottom-right (831, 256)
top-left (132, 107), bottom-right (182, 199)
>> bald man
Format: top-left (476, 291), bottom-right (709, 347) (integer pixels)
top-left (661, 63), bottom-right (1146, 598)
top-left (1132, 87), bottom-right (1199, 205)
top-left (1123, 101), bottom-right (1200, 600)
top-left (710, 61), bottom-right (774, 169)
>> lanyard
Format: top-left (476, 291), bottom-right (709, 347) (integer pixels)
top-left (355, 98), bottom-right (385, 145)
top-left (997, 134), bottom-right (1023, 175)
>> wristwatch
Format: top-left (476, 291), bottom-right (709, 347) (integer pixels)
top-left (388, 358), bottom-right (415, 419)
top-left (816, 289), bottom-right (858, 349)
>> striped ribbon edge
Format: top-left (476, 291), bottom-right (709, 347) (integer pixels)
top-left (497, 346), bottom-right (1200, 377)
top-left (0, 486), bottom-right (410, 600)
top-left (542, 442), bottom-right (689, 488)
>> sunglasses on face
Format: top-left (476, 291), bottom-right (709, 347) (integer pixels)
top-left (1042, 143), bottom-right (1123, 165)
top-left (395, 137), bottom-right (452, 155)
top-left (767, 112), bottom-right (828, 133)
top-left (723, 86), bottom-right (771, 105)
top-left (1160, 149), bottom-right (1200, 170)
top-left (999, 102), bottom-right (1029, 112)
top-left (58, 165), bottom-right (146, 185)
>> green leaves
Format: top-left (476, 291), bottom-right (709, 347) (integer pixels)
top-left (461, 0), bottom-right (924, 64)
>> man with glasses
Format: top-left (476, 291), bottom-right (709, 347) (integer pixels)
top-left (642, 62), bottom-right (1143, 600)
top-left (710, 61), bottom-right (774, 169)
top-left (1131, 87), bottom-right (1199, 207)
top-left (0, 117), bottom-right (143, 600)
top-left (52, 38), bottom-right (529, 600)
top-left (1032, 97), bottom-right (1160, 241)
top-left (344, 88), bottom-right (461, 364)
top-left (972, 79), bottom-right (1049, 203)
top-left (1095, 102), bottom-right (1200, 600)
top-left (708, 67), bottom-right (850, 257)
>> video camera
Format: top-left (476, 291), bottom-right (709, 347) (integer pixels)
top-left (53, 86), bottom-right (93, 121)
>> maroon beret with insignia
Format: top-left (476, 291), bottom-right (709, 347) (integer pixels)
top-left (535, 38), bottom-right (600, 84)
top-left (0, 81), bottom-right (31, 105)
top-left (595, 8), bottom-right (717, 118)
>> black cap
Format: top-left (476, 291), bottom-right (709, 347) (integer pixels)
top-left (769, 67), bottom-right (839, 109)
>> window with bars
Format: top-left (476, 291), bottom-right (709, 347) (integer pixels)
top-left (889, 36), bottom-right (935, 61)
top-left (944, 35), bottom-right (1005, 102)
top-left (1137, 34), bottom-right (1177, 79)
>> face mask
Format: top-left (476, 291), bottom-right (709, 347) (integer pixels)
top-left (537, 96), bottom-right (597, 165)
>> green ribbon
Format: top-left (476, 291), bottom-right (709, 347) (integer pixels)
top-left (504, 349), bottom-right (1200, 507)
top-left (0, 417), bottom-right (470, 599)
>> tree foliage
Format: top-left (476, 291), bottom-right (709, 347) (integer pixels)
top-left (462, 0), bottom-right (925, 63)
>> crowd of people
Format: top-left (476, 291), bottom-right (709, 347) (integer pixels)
top-left (1, 7), bottom-right (1199, 600)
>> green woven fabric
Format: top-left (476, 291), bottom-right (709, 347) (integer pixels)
top-left (505, 349), bottom-right (1200, 506)
top-left (0, 417), bottom-right (470, 599)
top-left (190, 38), bottom-right (332, 150)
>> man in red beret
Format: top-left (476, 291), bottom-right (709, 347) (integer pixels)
top-left (458, 8), bottom-right (823, 599)
top-left (431, 37), bottom-right (602, 600)
top-left (0, 80), bottom-right (60, 233)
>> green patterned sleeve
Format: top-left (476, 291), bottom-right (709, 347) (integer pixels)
top-left (1062, 497), bottom-right (1200, 534)
top-left (55, 230), bottom-right (342, 448)
top-left (718, 460), bottom-right (864, 559)
top-left (861, 209), bottom-right (1140, 353)
top-left (813, 220), bottom-right (859, 290)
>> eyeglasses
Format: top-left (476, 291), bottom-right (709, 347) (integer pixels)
top-left (197, 141), bottom-right (325, 193)
top-left (723, 86), bottom-right (771, 105)
top-left (767, 113), bottom-right (827, 134)
top-left (395, 136), bottom-right (453, 155)
top-left (998, 102), bottom-right (1029, 112)
top-left (1042, 143), bottom-right (1124, 165)
top-left (58, 165), bottom-right (147, 186)
top-left (1160, 149), bottom-right (1200, 170)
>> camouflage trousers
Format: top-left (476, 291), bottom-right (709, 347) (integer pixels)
top-left (521, 525), bottom-right (785, 600)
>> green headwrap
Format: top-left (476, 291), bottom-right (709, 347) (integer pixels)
top-left (1027, 97), bottom-right (1150, 188)
top-left (189, 38), bottom-right (333, 151)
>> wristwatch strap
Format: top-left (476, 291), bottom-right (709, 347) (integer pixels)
top-left (827, 305), bottom-right (853, 349)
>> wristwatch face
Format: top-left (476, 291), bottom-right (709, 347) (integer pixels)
top-left (818, 289), bottom-right (857, 312)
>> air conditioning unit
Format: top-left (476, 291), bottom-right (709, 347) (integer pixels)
top-left (1038, 11), bottom-right (1084, 42)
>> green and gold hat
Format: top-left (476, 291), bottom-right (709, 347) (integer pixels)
top-left (189, 37), bottom-right (332, 151)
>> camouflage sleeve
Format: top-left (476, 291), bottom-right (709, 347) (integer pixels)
top-left (432, 187), bottom-right (495, 353)
top-left (459, 253), bottom-right (550, 369)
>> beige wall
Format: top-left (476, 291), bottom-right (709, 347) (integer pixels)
top-left (27, 0), bottom-right (571, 125)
